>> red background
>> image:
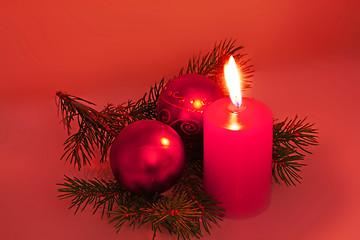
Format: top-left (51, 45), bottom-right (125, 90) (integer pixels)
top-left (1, 1), bottom-right (359, 239)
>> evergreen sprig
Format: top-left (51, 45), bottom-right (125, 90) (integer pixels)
top-left (274, 116), bottom-right (318, 154)
top-left (272, 116), bottom-right (318, 186)
top-left (57, 176), bottom-right (126, 217)
top-left (179, 38), bottom-right (253, 95)
top-left (56, 39), bottom-right (318, 239)
top-left (109, 193), bottom-right (203, 240)
top-left (56, 79), bottom-right (166, 170)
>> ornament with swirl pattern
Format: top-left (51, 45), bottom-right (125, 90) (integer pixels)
top-left (157, 74), bottom-right (223, 139)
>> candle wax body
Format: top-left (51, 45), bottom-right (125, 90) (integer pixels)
top-left (203, 97), bottom-right (273, 218)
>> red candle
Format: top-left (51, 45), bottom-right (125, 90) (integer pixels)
top-left (203, 56), bottom-right (273, 218)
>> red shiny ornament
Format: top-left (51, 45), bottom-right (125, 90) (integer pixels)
top-left (110, 120), bottom-right (185, 195)
top-left (157, 74), bottom-right (223, 139)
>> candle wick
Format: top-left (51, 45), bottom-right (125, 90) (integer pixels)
top-left (233, 106), bottom-right (241, 114)
top-left (227, 101), bottom-right (247, 114)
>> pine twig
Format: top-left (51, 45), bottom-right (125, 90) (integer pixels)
top-left (56, 92), bottom-right (123, 169)
top-left (109, 193), bottom-right (203, 240)
top-left (272, 116), bottom-right (318, 186)
top-left (57, 176), bottom-right (126, 217)
top-left (179, 38), bottom-right (254, 94)
top-left (274, 116), bottom-right (318, 154)
top-left (172, 155), bottom-right (225, 237)
top-left (56, 78), bottom-right (166, 170)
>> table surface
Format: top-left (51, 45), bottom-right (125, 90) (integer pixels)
top-left (1, 1), bottom-right (360, 239)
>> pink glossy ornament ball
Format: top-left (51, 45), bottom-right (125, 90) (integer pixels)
top-left (157, 74), bottom-right (223, 139)
top-left (110, 120), bottom-right (185, 195)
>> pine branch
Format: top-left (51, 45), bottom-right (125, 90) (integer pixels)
top-left (56, 79), bottom-right (166, 170)
top-left (58, 175), bottom-right (208, 240)
top-left (61, 122), bottom-right (95, 168)
top-left (57, 154), bottom-right (224, 240)
top-left (108, 168), bottom-right (224, 240)
top-left (179, 38), bottom-right (254, 94)
top-left (179, 176), bottom-right (224, 236)
top-left (123, 77), bottom-right (166, 121)
top-left (57, 176), bottom-right (126, 217)
top-left (272, 146), bottom-right (305, 186)
top-left (272, 116), bottom-right (318, 186)
top-left (109, 193), bottom-right (203, 240)
top-left (172, 153), bottom-right (225, 237)
top-left (56, 92), bottom-right (124, 169)
top-left (274, 116), bottom-right (318, 154)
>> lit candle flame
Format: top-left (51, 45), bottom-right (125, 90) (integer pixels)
top-left (224, 56), bottom-right (242, 107)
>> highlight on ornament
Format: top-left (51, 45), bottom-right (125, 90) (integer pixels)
top-left (56, 39), bottom-right (318, 240)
